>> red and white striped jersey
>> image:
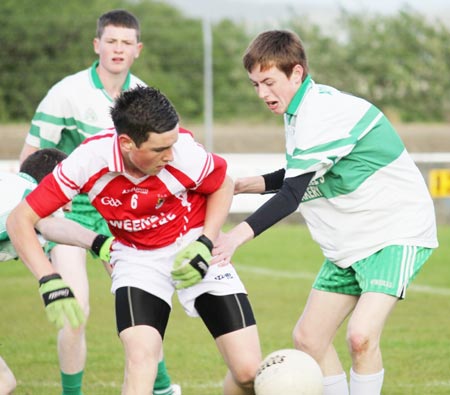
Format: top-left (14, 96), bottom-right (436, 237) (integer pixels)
top-left (26, 128), bottom-right (227, 249)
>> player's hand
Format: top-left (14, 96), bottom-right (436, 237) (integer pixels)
top-left (91, 234), bottom-right (114, 262)
top-left (39, 274), bottom-right (85, 329)
top-left (211, 231), bottom-right (240, 266)
top-left (171, 235), bottom-right (213, 290)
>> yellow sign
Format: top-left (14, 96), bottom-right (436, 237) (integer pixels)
top-left (429, 169), bottom-right (450, 197)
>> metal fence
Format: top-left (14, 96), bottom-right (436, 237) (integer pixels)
top-left (2, 152), bottom-right (450, 223)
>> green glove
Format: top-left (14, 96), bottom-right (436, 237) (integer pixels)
top-left (91, 234), bottom-right (114, 261)
top-left (39, 274), bottom-right (85, 329)
top-left (171, 235), bottom-right (213, 290)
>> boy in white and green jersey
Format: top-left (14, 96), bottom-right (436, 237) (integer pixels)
top-left (19, 9), bottom-right (179, 395)
top-left (1, 148), bottom-right (114, 395)
top-left (214, 30), bottom-right (438, 395)
top-left (24, 59), bottom-right (145, 236)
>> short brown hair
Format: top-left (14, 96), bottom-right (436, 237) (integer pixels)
top-left (96, 9), bottom-right (140, 41)
top-left (243, 30), bottom-right (308, 79)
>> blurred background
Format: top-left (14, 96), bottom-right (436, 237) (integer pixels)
top-left (1, 0), bottom-right (449, 218)
top-left (1, 0), bottom-right (449, 142)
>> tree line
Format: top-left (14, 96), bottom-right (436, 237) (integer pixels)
top-left (1, 0), bottom-right (449, 123)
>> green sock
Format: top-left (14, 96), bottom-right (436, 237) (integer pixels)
top-left (153, 359), bottom-right (173, 395)
top-left (61, 370), bottom-right (83, 395)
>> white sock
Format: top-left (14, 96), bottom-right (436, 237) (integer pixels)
top-left (350, 368), bottom-right (384, 395)
top-left (323, 372), bottom-right (349, 395)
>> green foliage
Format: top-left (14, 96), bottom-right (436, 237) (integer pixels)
top-left (212, 19), bottom-right (271, 121)
top-left (0, 2), bottom-right (450, 123)
top-left (338, 9), bottom-right (450, 122)
top-left (0, 0), bottom-right (121, 121)
top-left (287, 8), bottom-right (450, 122)
top-left (130, 1), bottom-right (205, 120)
top-left (1, 224), bottom-right (449, 394)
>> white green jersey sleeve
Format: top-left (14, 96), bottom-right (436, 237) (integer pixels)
top-left (284, 76), bottom-right (438, 268)
top-left (26, 61), bottom-right (146, 154)
top-left (0, 172), bottom-right (38, 261)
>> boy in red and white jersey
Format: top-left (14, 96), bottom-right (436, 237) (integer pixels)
top-left (7, 85), bottom-right (262, 395)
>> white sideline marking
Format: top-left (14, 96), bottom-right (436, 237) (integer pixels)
top-left (395, 380), bottom-right (450, 388)
top-left (235, 264), bottom-right (450, 296)
top-left (235, 264), bottom-right (315, 280)
top-left (409, 283), bottom-right (450, 296)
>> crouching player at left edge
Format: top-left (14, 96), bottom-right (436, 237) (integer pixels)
top-left (1, 148), bottom-right (113, 394)
top-left (7, 85), bottom-right (262, 395)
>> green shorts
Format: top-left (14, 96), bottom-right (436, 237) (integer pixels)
top-left (313, 245), bottom-right (434, 299)
top-left (46, 193), bottom-right (111, 254)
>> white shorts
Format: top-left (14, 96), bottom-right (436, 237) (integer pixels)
top-left (110, 227), bottom-right (247, 317)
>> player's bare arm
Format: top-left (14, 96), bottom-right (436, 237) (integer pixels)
top-left (37, 217), bottom-right (113, 273)
top-left (234, 175), bottom-right (265, 194)
top-left (202, 174), bottom-right (234, 243)
top-left (35, 217), bottom-right (103, 251)
top-left (6, 200), bottom-right (56, 280)
top-left (6, 199), bottom-right (113, 330)
top-left (7, 201), bottom-right (111, 279)
top-left (234, 168), bottom-right (286, 195)
top-left (212, 172), bottom-right (314, 265)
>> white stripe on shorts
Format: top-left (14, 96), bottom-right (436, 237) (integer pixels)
top-left (397, 246), bottom-right (417, 298)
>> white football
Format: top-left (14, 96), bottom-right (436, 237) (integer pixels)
top-left (255, 349), bottom-right (323, 395)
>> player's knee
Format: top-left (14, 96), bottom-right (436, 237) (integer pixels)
top-left (127, 346), bottom-right (153, 366)
top-left (232, 364), bottom-right (258, 389)
top-left (292, 325), bottom-right (323, 359)
top-left (124, 344), bottom-right (160, 378)
top-left (227, 353), bottom-right (260, 390)
top-left (346, 329), bottom-right (373, 356)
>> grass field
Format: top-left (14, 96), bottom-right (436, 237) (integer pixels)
top-left (1, 224), bottom-right (449, 395)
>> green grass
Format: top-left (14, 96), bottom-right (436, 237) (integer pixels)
top-left (1, 224), bottom-right (449, 395)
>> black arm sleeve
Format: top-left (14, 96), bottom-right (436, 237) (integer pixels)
top-left (245, 172), bottom-right (315, 237)
top-left (262, 168), bottom-right (286, 193)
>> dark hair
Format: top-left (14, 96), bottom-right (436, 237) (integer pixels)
top-left (243, 30), bottom-right (309, 79)
top-left (20, 148), bottom-right (67, 183)
top-left (110, 85), bottom-right (179, 147)
top-left (96, 9), bottom-right (140, 41)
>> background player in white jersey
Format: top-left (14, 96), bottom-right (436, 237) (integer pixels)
top-left (0, 148), bottom-right (113, 395)
top-left (212, 30), bottom-right (438, 395)
top-left (18, 9), bottom-right (178, 395)
top-left (7, 85), bottom-right (262, 395)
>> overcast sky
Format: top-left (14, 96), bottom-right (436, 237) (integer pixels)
top-left (163, 0), bottom-right (450, 25)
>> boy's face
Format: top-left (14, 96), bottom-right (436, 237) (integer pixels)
top-left (119, 126), bottom-right (179, 178)
top-left (94, 25), bottom-right (143, 76)
top-left (248, 64), bottom-right (303, 115)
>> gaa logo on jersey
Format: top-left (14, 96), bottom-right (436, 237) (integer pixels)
top-left (100, 196), bottom-right (122, 207)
